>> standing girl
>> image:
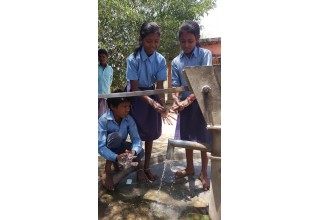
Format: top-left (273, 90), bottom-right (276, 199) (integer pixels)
top-left (171, 20), bottom-right (213, 191)
top-left (126, 22), bottom-right (168, 182)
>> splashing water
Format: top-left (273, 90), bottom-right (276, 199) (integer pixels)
top-left (157, 159), bottom-right (170, 194)
top-left (118, 154), bottom-right (138, 169)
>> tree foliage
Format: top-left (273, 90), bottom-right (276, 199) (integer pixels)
top-left (98, 0), bottom-right (216, 89)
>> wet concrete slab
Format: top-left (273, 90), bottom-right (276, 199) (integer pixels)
top-left (99, 159), bottom-right (212, 220)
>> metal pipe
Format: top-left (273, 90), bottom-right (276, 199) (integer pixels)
top-left (98, 86), bottom-right (189, 99)
top-left (207, 125), bottom-right (221, 130)
top-left (166, 138), bottom-right (210, 160)
top-left (209, 156), bottom-right (221, 220)
top-left (206, 153), bottom-right (221, 161)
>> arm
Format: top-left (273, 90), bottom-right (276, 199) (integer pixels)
top-left (171, 60), bottom-right (195, 112)
top-left (126, 57), bottom-right (160, 109)
top-left (127, 116), bottom-right (142, 155)
top-left (155, 80), bottom-right (166, 107)
top-left (155, 57), bottom-right (167, 107)
top-left (98, 117), bottom-right (117, 162)
top-left (130, 80), bottom-right (158, 107)
top-left (171, 61), bottom-right (184, 111)
top-left (202, 49), bottom-right (213, 66)
top-left (108, 67), bottom-right (113, 94)
top-left (110, 67), bottom-right (113, 86)
top-left (174, 50), bottom-right (212, 107)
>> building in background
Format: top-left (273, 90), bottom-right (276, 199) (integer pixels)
top-left (200, 37), bottom-right (221, 65)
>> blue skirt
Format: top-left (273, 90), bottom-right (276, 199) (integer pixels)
top-left (174, 100), bottom-right (212, 144)
top-left (126, 85), bottom-right (162, 141)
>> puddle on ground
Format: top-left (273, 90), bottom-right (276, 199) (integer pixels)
top-left (98, 159), bottom-right (211, 220)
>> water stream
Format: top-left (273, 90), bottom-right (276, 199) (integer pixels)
top-left (99, 159), bottom-right (211, 220)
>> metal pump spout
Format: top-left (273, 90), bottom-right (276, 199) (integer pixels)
top-left (166, 139), bottom-right (210, 160)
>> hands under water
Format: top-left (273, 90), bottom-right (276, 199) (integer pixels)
top-left (117, 150), bottom-right (138, 168)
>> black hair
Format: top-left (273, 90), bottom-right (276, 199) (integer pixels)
top-left (98, 48), bottom-right (108, 57)
top-left (107, 89), bottom-right (131, 108)
top-left (133, 22), bottom-right (161, 58)
top-left (178, 20), bottom-right (201, 47)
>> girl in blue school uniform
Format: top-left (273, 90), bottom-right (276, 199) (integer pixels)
top-left (171, 20), bottom-right (213, 191)
top-left (126, 22), bottom-right (169, 182)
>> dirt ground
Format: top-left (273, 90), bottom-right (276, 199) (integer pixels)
top-left (98, 119), bottom-right (212, 220)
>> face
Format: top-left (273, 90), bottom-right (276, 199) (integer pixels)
top-left (142, 33), bottom-right (160, 56)
top-left (179, 32), bottom-right (199, 56)
top-left (111, 102), bottom-right (131, 120)
top-left (99, 54), bottom-right (107, 65)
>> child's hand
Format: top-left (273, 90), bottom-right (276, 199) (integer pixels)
top-left (172, 99), bottom-right (188, 112)
top-left (128, 150), bottom-right (138, 167)
top-left (172, 94), bottom-right (195, 112)
top-left (117, 151), bottom-right (138, 168)
top-left (161, 108), bottom-right (177, 125)
top-left (117, 152), bottom-right (129, 166)
top-left (151, 99), bottom-right (166, 112)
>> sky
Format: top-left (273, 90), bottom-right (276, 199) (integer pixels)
top-left (200, 6), bottom-right (221, 38)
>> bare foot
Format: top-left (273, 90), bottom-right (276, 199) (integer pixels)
top-left (175, 169), bottom-right (195, 179)
top-left (101, 172), bottom-right (115, 191)
top-left (144, 168), bottom-right (158, 181)
top-left (137, 169), bottom-right (148, 184)
top-left (199, 171), bottom-right (210, 191)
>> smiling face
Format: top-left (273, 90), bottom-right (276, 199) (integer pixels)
top-left (179, 32), bottom-right (199, 57)
top-left (142, 33), bottom-right (160, 56)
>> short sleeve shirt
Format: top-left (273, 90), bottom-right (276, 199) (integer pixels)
top-left (171, 47), bottom-right (212, 99)
top-left (126, 48), bottom-right (167, 88)
top-left (98, 64), bottom-right (113, 94)
top-left (98, 110), bottom-right (142, 162)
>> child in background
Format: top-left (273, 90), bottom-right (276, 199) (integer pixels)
top-left (98, 49), bottom-right (113, 118)
top-left (126, 22), bottom-right (171, 182)
top-left (171, 20), bottom-right (213, 191)
top-left (98, 89), bottom-right (147, 191)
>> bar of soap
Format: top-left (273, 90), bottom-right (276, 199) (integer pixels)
top-left (126, 179), bottom-right (132, 184)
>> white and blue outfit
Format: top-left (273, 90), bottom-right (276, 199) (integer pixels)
top-left (98, 63), bottom-right (113, 118)
top-left (171, 46), bottom-right (213, 144)
top-left (98, 64), bottom-right (113, 94)
top-left (98, 109), bottom-right (144, 162)
top-left (126, 48), bottom-right (167, 141)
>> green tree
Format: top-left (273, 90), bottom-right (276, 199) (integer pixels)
top-left (98, 0), bottom-right (216, 90)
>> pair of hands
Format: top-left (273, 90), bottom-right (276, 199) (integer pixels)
top-left (151, 94), bottom-right (196, 125)
top-left (150, 100), bottom-right (176, 125)
top-left (116, 150), bottom-right (138, 168)
top-left (172, 94), bottom-right (196, 112)
top-left (172, 99), bottom-right (190, 112)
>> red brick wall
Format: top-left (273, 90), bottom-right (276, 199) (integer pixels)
top-left (201, 41), bottom-right (221, 65)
